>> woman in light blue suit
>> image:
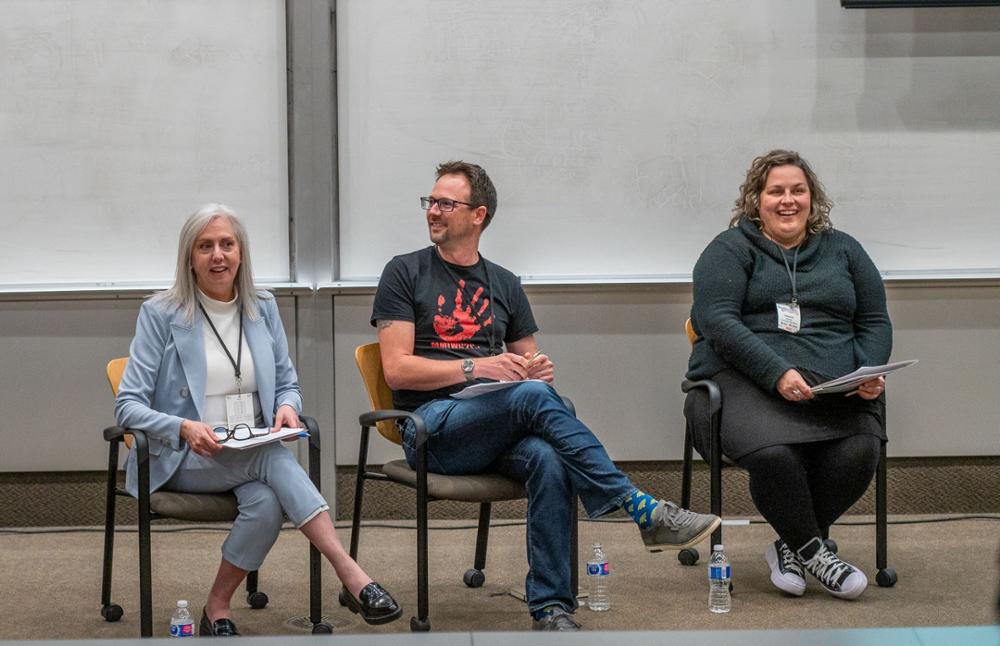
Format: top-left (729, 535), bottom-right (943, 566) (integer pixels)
top-left (116, 204), bottom-right (400, 635)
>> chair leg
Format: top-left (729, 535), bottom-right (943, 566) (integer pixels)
top-left (570, 500), bottom-right (579, 598)
top-left (681, 427), bottom-right (693, 510)
top-left (348, 426), bottom-right (370, 561)
top-left (463, 503), bottom-right (491, 588)
top-left (709, 415), bottom-right (723, 549)
top-left (138, 471), bottom-right (153, 637)
top-left (412, 444), bottom-right (431, 632)
top-left (100, 441), bottom-right (123, 622)
top-left (875, 440), bottom-right (897, 587)
top-left (245, 570), bottom-right (268, 609)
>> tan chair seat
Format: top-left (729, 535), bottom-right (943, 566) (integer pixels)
top-left (381, 460), bottom-right (525, 503)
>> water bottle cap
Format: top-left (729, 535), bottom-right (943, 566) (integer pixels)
top-left (177, 600), bottom-right (188, 608)
top-left (713, 544), bottom-right (724, 551)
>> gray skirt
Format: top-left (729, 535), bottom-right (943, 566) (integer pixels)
top-left (683, 368), bottom-right (886, 462)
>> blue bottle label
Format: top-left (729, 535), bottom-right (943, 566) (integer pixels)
top-left (587, 562), bottom-right (609, 576)
top-left (709, 565), bottom-right (731, 580)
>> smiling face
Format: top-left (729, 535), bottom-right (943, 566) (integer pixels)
top-left (758, 165), bottom-right (811, 248)
top-left (426, 173), bottom-right (485, 248)
top-left (191, 216), bottom-right (241, 301)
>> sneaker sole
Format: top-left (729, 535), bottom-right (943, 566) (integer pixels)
top-left (764, 543), bottom-right (806, 597)
top-left (643, 516), bottom-right (722, 551)
top-left (823, 571), bottom-right (868, 600)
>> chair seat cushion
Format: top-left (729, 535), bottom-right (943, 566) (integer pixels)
top-left (150, 490), bottom-right (239, 522)
top-left (381, 460), bottom-right (525, 502)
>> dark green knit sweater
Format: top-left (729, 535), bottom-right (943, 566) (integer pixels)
top-left (687, 217), bottom-right (892, 392)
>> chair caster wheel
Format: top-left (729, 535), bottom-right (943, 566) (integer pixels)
top-left (463, 568), bottom-right (485, 588)
top-left (678, 548), bottom-right (699, 566)
top-left (312, 622), bottom-right (334, 634)
top-left (247, 591), bottom-right (268, 609)
top-left (101, 603), bottom-right (123, 622)
top-left (876, 568), bottom-right (898, 588)
top-left (410, 616), bottom-right (431, 632)
top-left (338, 588), bottom-right (349, 607)
top-left (823, 538), bottom-right (838, 554)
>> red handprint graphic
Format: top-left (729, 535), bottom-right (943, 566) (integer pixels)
top-left (433, 280), bottom-right (493, 342)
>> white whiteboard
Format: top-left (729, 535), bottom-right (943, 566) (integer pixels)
top-left (0, 0), bottom-right (289, 285)
top-left (337, 0), bottom-right (1000, 281)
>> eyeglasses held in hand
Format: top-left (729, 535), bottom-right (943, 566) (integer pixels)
top-left (213, 423), bottom-right (269, 443)
top-left (420, 196), bottom-right (475, 212)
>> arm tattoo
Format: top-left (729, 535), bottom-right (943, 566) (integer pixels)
top-left (376, 320), bottom-right (394, 330)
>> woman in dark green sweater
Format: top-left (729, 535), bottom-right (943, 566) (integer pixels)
top-left (685, 150), bottom-right (891, 601)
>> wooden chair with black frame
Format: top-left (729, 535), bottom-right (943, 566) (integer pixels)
top-left (677, 319), bottom-right (898, 589)
top-left (348, 342), bottom-right (580, 632)
top-left (100, 357), bottom-right (331, 637)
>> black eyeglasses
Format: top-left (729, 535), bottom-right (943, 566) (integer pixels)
top-left (213, 423), bottom-right (268, 443)
top-left (420, 196), bottom-right (475, 212)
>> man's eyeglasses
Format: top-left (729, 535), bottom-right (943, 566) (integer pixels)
top-left (420, 196), bottom-right (475, 212)
top-left (213, 423), bottom-right (268, 443)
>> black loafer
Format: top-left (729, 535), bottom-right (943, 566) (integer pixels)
top-left (341, 582), bottom-right (402, 625)
top-left (199, 607), bottom-right (240, 637)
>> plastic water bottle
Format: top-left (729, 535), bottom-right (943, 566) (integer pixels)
top-left (586, 543), bottom-right (610, 611)
top-left (708, 544), bottom-right (732, 613)
top-left (169, 600), bottom-right (195, 637)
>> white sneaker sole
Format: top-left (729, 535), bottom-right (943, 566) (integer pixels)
top-left (823, 570), bottom-right (868, 600)
top-left (764, 542), bottom-right (806, 597)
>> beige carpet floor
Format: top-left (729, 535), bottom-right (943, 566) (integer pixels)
top-left (0, 515), bottom-right (997, 640)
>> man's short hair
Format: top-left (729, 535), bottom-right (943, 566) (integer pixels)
top-left (436, 160), bottom-right (498, 231)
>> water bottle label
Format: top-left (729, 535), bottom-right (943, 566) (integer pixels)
top-left (587, 562), bottom-right (609, 576)
top-left (709, 565), bottom-right (731, 580)
top-left (170, 622), bottom-right (194, 637)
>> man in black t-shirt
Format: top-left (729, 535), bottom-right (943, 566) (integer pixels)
top-left (371, 160), bottom-right (719, 631)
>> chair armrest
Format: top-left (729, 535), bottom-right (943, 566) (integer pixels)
top-left (681, 378), bottom-right (722, 417)
top-left (300, 414), bottom-right (321, 452)
top-left (360, 408), bottom-right (427, 448)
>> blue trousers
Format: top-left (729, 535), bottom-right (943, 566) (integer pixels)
top-left (166, 443), bottom-right (328, 571)
top-left (400, 381), bottom-right (634, 616)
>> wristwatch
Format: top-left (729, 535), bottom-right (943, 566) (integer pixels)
top-left (462, 358), bottom-right (475, 383)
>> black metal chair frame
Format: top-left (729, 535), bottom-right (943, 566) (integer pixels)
top-left (100, 415), bottom-right (330, 637)
top-left (679, 376), bottom-right (898, 588)
top-left (347, 402), bottom-right (580, 632)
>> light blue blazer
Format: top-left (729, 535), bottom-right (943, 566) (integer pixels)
top-left (115, 292), bottom-right (302, 497)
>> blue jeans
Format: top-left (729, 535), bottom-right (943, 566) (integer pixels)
top-left (399, 381), bottom-right (634, 616)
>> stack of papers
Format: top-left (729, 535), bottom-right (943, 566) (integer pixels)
top-left (213, 426), bottom-right (309, 450)
top-left (811, 360), bottom-right (918, 395)
top-left (451, 379), bottom-right (546, 399)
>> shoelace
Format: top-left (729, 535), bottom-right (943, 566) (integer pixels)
top-left (778, 542), bottom-right (805, 576)
top-left (807, 549), bottom-right (852, 588)
top-left (664, 503), bottom-right (697, 528)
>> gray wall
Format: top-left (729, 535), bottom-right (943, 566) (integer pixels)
top-left (1, 282), bottom-right (997, 494)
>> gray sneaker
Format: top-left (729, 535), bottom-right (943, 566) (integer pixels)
top-left (532, 607), bottom-right (581, 631)
top-left (639, 500), bottom-right (721, 551)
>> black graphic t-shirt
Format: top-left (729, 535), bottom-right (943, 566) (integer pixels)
top-left (371, 246), bottom-right (538, 411)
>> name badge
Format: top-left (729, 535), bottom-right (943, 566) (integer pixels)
top-left (226, 392), bottom-right (255, 428)
top-left (776, 302), bottom-right (801, 333)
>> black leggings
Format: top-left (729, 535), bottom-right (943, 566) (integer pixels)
top-left (735, 434), bottom-right (881, 552)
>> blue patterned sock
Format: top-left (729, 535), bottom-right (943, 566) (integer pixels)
top-left (623, 489), bottom-right (659, 528)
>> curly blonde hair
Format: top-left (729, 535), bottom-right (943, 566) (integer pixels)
top-left (729, 150), bottom-right (833, 236)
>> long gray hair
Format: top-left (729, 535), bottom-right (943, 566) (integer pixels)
top-left (152, 204), bottom-right (263, 322)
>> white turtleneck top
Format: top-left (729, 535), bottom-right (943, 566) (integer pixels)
top-left (197, 289), bottom-right (262, 428)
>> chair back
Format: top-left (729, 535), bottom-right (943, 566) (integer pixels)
top-left (685, 318), bottom-right (698, 346)
top-left (354, 343), bottom-right (403, 444)
top-left (106, 357), bottom-right (133, 448)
